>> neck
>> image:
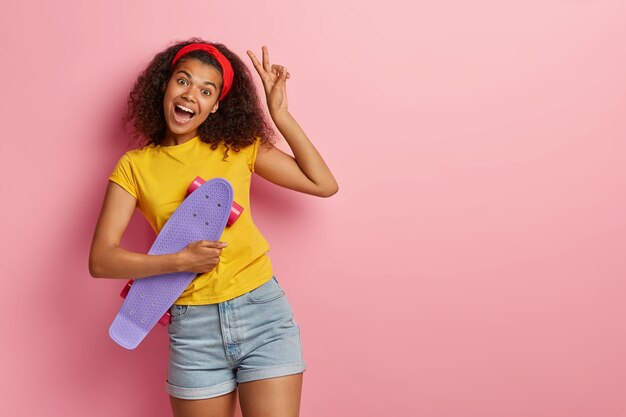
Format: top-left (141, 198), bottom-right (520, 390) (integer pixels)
top-left (162, 131), bottom-right (197, 146)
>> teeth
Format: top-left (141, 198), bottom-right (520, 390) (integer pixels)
top-left (176, 104), bottom-right (195, 114)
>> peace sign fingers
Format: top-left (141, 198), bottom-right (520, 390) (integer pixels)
top-left (247, 46), bottom-right (291, 114)
top-left (246, 47), bottom-right (270, 82)
top-left (247, 47), bottom-right (290, 88)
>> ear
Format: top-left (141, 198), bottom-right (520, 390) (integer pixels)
top-left (210, 101), bottom-right (219, 114)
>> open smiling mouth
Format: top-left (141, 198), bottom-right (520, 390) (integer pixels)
top-left (173, 104), bottom-right (196, 124)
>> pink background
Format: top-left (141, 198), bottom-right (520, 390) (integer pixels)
top-left (1, 1), bottom-right (625, 416)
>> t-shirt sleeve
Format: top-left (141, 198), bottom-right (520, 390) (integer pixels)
top-left (248, 137), bottom-right (262, 172)
top-left (108, 153), bottom-right (138, 199)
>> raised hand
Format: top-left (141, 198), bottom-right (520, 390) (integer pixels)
top-left (246, 46), bottom-right (291, 115)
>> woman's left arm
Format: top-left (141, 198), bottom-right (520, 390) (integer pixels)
top-left (247, 46), bottom-right (339, 198)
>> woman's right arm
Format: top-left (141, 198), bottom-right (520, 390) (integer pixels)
top-left (89, 182), bottom-right (227, 279)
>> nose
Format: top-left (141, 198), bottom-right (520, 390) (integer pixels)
top-left (181, 91), bottom-right (196, 104)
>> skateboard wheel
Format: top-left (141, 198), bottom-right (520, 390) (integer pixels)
top-left (158, 312), bottom-right (171, 326)
top-left (227, 201), bottom-right (243, 226)
top-left (187, 176), bottom-right (243, 226)
top-left (120, 280), bottom-right (134, 299)
top-left (186, 176), bottom-right (205, 196)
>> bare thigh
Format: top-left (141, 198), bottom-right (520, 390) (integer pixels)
top-left (238, 373), bottom-right (303, 417)
top-left (170, 391), bottom-right (238, 417)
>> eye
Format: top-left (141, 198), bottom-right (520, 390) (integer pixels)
top-left (201, 89), bottom-right (212, 96)
top-left (177, 78), bottom-right (189, 86)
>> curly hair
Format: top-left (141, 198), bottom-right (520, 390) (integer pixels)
top-left (123, 37), bottom-right (275, 156)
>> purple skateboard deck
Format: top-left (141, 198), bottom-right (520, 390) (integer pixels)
top-left (109, 178), bottom-right (233, 349)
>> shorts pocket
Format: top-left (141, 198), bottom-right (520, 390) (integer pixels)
top-left (169, 305), bottom-right (191, 321)
top-left (246, 277), bottom-right (285, 304)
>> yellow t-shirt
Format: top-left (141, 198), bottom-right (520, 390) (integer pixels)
top-left (108, 135), bottom-right (273, 305)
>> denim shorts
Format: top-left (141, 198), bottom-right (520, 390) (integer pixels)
top-left (166, 276), bottom-right (306, 400)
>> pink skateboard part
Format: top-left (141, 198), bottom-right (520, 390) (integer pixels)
top-left (229, 201), bottom-right (244, 226)
top-left (186, 177), bottom-right (205, 196)
top-left (120, 281), bottom-right (132, 298)
top-left (187, 176), bottom-right (243, 226)
top-left (109, 178), bottom-right (233, 349)
top-left (158, 314), bottom-right (171, 326)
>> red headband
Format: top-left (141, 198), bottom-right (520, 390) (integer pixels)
top-left (171, 43), bottom-right (234, 101)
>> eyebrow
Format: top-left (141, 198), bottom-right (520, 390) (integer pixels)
top-left (176, 70), bottom-right (218, 89)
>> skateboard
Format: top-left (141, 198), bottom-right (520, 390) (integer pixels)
top-left (117, 177), bottom-right (243, 325)
top-left (109, 177), bottom-right (242, 350)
